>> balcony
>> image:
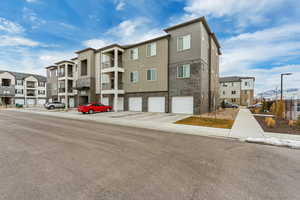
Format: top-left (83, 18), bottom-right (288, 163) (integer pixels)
top-left (59, 88), bottom-right (66, 93)
top-left (76, 77), bottom-right (91, 89)
top-left (0, 85), bottom-right (15, 97)
top-left (26, 91), bottom-right (36, 97)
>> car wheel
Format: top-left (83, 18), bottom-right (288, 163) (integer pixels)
top-left (50, 106), bottom-right (55, 110)
top-left (106, 108), bottom-right (111, 112)
top-left (88, 109), bottom-right (94, 114)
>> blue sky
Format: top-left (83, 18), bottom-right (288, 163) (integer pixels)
top-left (0, 0), bottom-right (300, 93)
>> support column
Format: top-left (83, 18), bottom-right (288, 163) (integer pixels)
top-left (113, 48), bottom-right (118, 112)
top-left (100, 53), bottom-right (103, 102)
top-left (65, 64), bottom-right (68, 109)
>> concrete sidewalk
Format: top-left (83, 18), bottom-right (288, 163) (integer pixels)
top-left (230, 109), bottom-right (265, 139)
top-left (7, 108), bottom-right (231, 139)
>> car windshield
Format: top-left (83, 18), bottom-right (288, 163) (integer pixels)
top-left (83, 104), bottom-right (91, 106)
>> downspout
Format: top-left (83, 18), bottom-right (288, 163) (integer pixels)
top-left (208, 34), bottom-right (212, 112)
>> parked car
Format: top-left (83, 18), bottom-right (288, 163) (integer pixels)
top-left (44, 101), bottom-right (65, 110)
top-left (78, 103), bottom-right (112, 114)
top-left (223, 102), bottom-right (239, 109)
top-left (247, 103), bottom-right (262, 109)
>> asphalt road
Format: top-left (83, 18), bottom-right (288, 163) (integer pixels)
top-left (0, 110), bottom-right (300, 200)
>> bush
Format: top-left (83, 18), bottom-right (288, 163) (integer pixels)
top-left (270, 102), bottom-right (277, 115)
top-left (288, 120), bottom-right (295, 127)
top-left (265, 117), bottom-right (276, 128)
top-left (276, 100), bottom-right (285, 119)
top-left (296, 115), bottom-right (300, 128)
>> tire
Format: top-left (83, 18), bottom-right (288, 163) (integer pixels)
top-left (88, 109), bottom-right (94, 114)
top-left (49, 106), bottom-right (55, 110)
top-left (106, 108), bottom-right (111, 112)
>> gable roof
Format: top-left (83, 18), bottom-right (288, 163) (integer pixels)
top-left (0, 70), bottom-right (46, 82)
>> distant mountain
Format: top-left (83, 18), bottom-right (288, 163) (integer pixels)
top-left (256, 88), bottom-right (300, 100)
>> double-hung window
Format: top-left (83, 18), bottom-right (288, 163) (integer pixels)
top-left (177, 64), bottom-right (190, 78)
top-left (297, 102), bottom-right (300, 112)
top-left (146, 43), bottom-right (156, 57)
top-left (129, 48), bottom-right (139, 60)
top-left (147, 69), bottom-right (157, 81)
top-left (130, 71), bottom-right (139, 83)
top-left (177, 34), bottom-right (191, 51)
top-left (16, 80), bottom-right (23, 86)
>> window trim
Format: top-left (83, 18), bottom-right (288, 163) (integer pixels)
top-left (177, 64), bottom-right (191, 78)
top-left (129, 48), bottom-right (139, 60)
top-left (146, 69), bottom-right (157, 81)
top-left (130, 71), bottom-right (139, 83)
top-left (146, 42), bottom-right (157, 57)
top-left (177, 34), bottom-right (191, 52)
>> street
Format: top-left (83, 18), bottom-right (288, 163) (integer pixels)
top-left (0, 110), bottom-right (300, 200)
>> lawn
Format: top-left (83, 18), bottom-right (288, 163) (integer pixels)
top-left (175, 116), bottom-right (234, 129)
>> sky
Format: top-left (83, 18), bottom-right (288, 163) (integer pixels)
top-left (0, 0), bottom-right (300, 94)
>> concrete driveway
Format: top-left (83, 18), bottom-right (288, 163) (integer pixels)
top-left (1, 110), bottom-right (300, 200)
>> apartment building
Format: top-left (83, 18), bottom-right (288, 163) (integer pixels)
top-left (219, 76), bottom-right (255, 106)
top-left (0, 70), bottom-right (47, 106)
top-left (46, 17), bottom-right (221, 114)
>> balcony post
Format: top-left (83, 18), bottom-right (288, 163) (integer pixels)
top-left (100, 53), bottom-right (103, 102)
top-left (113, 48), bottom-right (118, 112)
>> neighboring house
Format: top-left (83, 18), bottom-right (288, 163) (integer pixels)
top-left (46, 16), bottom-right (221, 114)
top-left (285, 99), bottom-right (300, 120)
top-left (0, 70), bottom-right (47, 106)
top-left (219, 76), bottom-right (255, 106)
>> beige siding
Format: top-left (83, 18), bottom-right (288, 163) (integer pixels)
top-left (123, 38), bottom-right (168, 93)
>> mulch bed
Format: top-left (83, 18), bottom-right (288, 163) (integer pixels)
top-left (175, 116), bottom-right (234, 129)
top-left (254, 116), bottom-right (300, 135)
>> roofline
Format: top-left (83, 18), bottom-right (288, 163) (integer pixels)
top-left (55, 60), bottom-right (74, 65)
top-left (95, 44), bottom-right (123, 52)
top-left (122, 34), bottom-right (171, 49)
top-left (164, 16), bottom-right (221, 54)
top-left (45, 65), bottom-right (58, 69)
top-left (75, 47), bottom-right (96, 54)
top-left (219, 76), bottom-right (256, 83)
top-left (70, 57), bottom-right (78, 61)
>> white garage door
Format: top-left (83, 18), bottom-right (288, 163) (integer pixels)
top-left (27, 99), bottom-right (36, 105)
top-left (148, 97), bottom-right (165, 113)
top-left (118, 97), bottom-right (124, 111)
top-left (102, 97), bottom-right (109, 106)
top-left (15, 99), bottom-right (24, 105)
top-left (172, 96), bottom-right (194, 114)
top-left (129, 97), bottom-right (142, 112)
top-left (37, 99), bottom-right (46, 105)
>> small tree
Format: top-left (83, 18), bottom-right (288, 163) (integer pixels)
top-left (276, 100), bottom-right (285, 119)
top-left (261, 98), bottom-right (268, 112)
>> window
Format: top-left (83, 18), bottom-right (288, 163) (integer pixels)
top-left (244, 91), bottom-right (247, 95)
top-left (15, 89), bottom-right (23, 94)
top-left (146, 43), bottom-right (156, 57)
top-left (147, 69), bottom-right (157, 81)
top-left (177, 34), bottom-right (191, 51)
top-left (38, 81), bottom-right (45, 87)
top-left (38, 90), bottom-right (45, 95)
top-left (130, 71), bottom-right (139, 83)
top-left (245, 82), bottom-right (248, 86)
top-left (177, 64), bottom-right (191, 78)
top-left (232, 98), bottom-right (236, 102)
top-left (16, 80), bottom-right (23, 86)
top-left (129, 48), bottom-right (139, 60)
top-left (222, 83), bottom-right (227, 87)
top-left (231, 91), bottom-right (236, 95)
top-left (81, 60), bottom-right (88, 76)
top-left (231, 82), bottom-right (234, 86)
top-left (297, 103), bottom-right (300, 112)
top-left (223, 91), bottom-right (225, 95)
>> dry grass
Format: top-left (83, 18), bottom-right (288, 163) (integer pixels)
top-left (198, 108), bottom-right (238, 120)
top-left (175, 116), bottom-right (234, 129)
top-left (265, 117), bottom-right (276, 128)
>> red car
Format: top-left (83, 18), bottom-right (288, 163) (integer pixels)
top-left (78, 103), bottom-right (112, 114)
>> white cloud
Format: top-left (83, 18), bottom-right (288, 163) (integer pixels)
top-left (0, 35), bottom-right (40, 47)
top-left (25, 0), bottom-right (38, 3)
top-left (116, 0), bottom-right (125, 11)
top-left (0, 17), bottom-right (24, 34)
top-left (83, 39), bottom-right (112, 49)
top-left (183, 0), bottom-right (289, 27)
top-left (23, 7), bottom-right (46, 29)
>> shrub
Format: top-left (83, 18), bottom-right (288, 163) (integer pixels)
top-left (288, 120), bottom-right (295, 127)
top-left (270, 102), bottom-right (277, 115)
top-left (265, 117), bottom-right (276, 128)
top-left (296, 115), bottom-right (300, 128)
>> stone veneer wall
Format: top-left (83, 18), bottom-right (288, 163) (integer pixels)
top-left (168, 59), bottom-right (209, 115)
top-left (124, 91), bottom-right (169, 112)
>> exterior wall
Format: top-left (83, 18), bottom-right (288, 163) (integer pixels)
top-left (95, 52), bottom-right (101, 94)
top-left (210, 37), bottom-right (220, 110)
top-left (124, 91), bottom-right (168, 112)
top-left (46, 67), bottom-right (58, 101)
top-left (123, 38), bottom-right (169, 93)
top-left (167, 21), bottom-right (216, 114)
top-left (240, 89), bottom-right (254, 106)
top-left (220, 81), bottom-right (241, 100)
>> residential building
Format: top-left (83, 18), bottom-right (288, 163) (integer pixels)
top-left (46, 16), bottom-right (221, 114)
top-left (219, 76), bottom-right (255, 106)
top-left (0, 70), bottom-right (47, 106)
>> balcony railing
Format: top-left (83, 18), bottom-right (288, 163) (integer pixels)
top-left (67, 88), bottom-right (73, 93)
top-left (101, 82), bottom-right (123, 90)
top-left (59, 88), bottom-right (66, 93)
top-left (59, 73), bottom-right (65, 77)
top-left (26, 93), bottom-right (36, 97)
top-left (0, 85), bottom-right (15, 96)
top-left (101, 61), bottom-right (123, 69)
top-left (26, 85), bottom-right (36, 88)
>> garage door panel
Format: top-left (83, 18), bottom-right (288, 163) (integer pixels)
top-left (102, 97), bottom-right (109, 106)
top-left (129, 97), bottom-right (142, 112)
top-left (15, 99), bottom-right (25, 105)
top-left (148, 97), bottom-right (165, 113)
top-left (172, 96), bottom-right (193, 114)
top-left (118, 97), bottom-right (124, 111)
top-left (37, 99), bottom-right (46, 105)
